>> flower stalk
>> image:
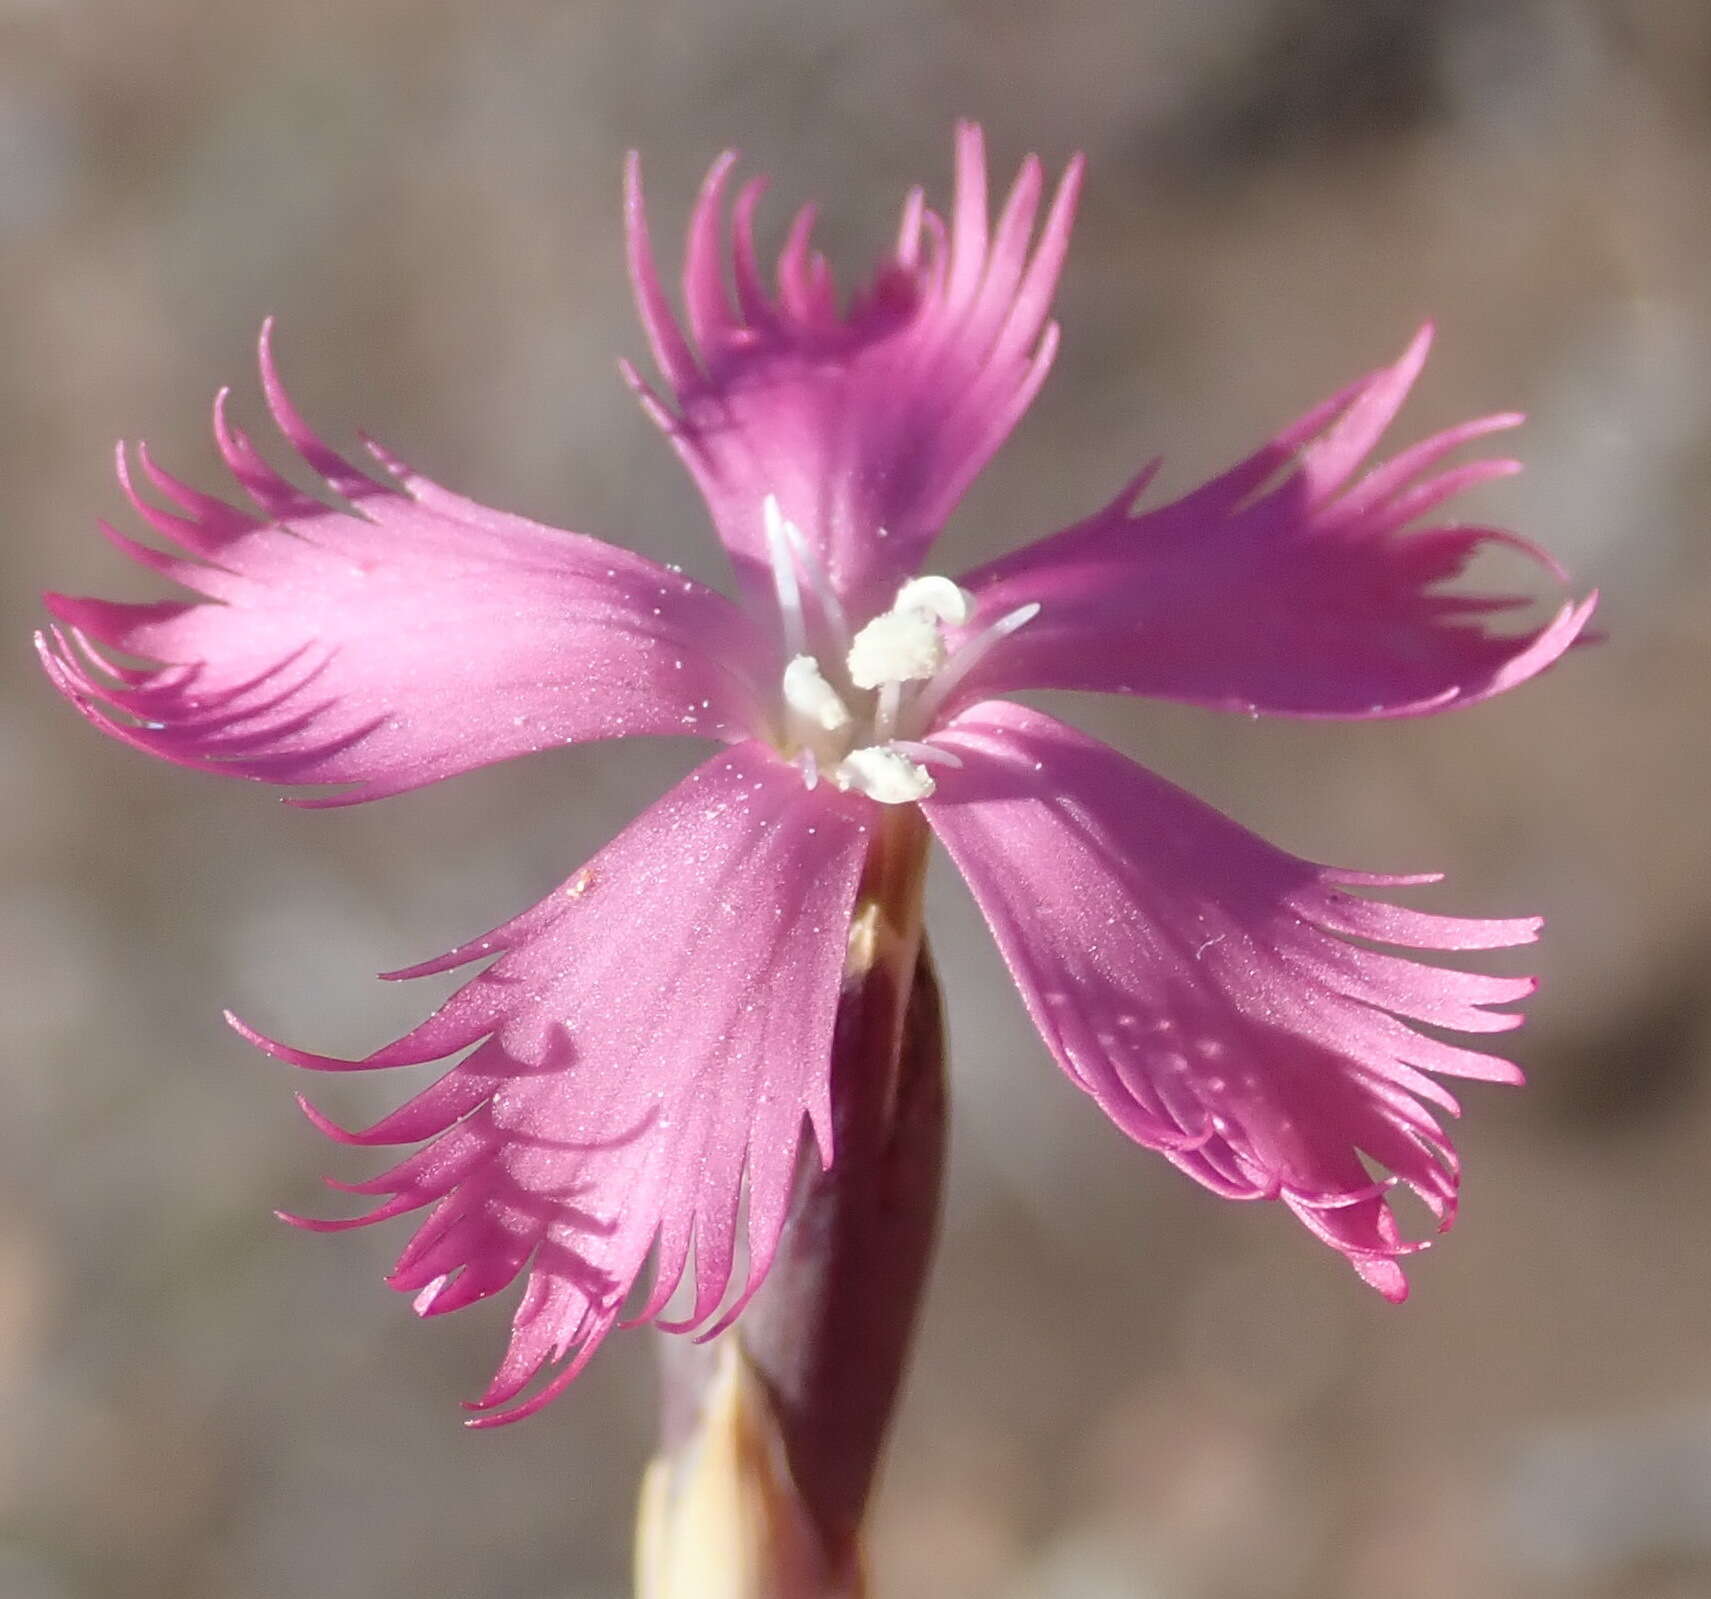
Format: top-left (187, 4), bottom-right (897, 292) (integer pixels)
top-left (638, 810), bottom-right (945, 1598)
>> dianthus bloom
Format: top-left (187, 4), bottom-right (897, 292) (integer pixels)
top-left (39, 126), bottom-right (1592, 1425)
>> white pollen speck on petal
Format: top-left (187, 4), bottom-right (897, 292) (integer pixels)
top-left (413, 1274), bottom-right (450, 1316)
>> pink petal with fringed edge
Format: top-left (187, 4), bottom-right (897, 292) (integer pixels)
top-left (243, 742), bottom-right (871, 1424)
top-left (37, 323), bottom-right (773, 803)
top-left (956, 327), bottom-right (1596, 720)
top-left (625, 122), bottom-right (1082, 626)
top-left (922, 701), bottom-right (1539, 1299)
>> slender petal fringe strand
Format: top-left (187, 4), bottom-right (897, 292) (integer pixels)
top-left (39, 125), bottom-right (1593, 1426)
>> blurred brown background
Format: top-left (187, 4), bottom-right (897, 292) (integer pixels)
top-left (3, 2), bottom-right (1708, 1596)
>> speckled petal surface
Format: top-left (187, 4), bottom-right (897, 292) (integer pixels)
top-left (242, 742), bottom-right (873, 1424)
top-left (956, 327), bottom-right (1596, 719)
top-left (923, 700), bottom-right (1539, 1298)
top-left (38, 325), bottom-right (772, 804)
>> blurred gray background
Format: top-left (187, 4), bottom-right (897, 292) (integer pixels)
top-left (3, 2), bottom-right (1709, 1596)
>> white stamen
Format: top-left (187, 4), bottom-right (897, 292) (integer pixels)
top-left (777, 512), bottom-right (851, 649)
top-left (891, 739), bottom-right (963, 770)
top-left (908, 601), bottom-right (1042, 731)
top-left (782, 654), bottom-right (853, 736)
top-left (873, 679), bottom-right (903, 743)
top-left (832, 745), bottom-right (937, 804)
top-left (846, 608), bottom-right (946, 689)
top-left (767, 545), bottom-right (1033, 801)
top-left (763, 495), bottom-right (806, 657)
top-left (894, 575), bottom-right (974, 627)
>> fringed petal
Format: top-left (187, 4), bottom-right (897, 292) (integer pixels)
top-left (625, 122), bottom-right (1082, 626)
top-left (957, 327), bottom-right (1595, 719)
top-left (254, 743), bottom-right (872, 1423)
top-left (923, 701), bottom-right (1539, 1299)
top-left (38, 322), bottom-right (773, 803)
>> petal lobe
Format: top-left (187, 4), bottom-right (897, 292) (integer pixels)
top-left (259, 744), bottom-right (872, 1422)
top-left (40, 329), bottom-right (772, 802)
top-left (923, 701), bottom-right (1538, 1296)
top-left (960, 329), bottom-right (1593, 720)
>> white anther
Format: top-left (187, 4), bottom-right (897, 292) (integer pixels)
top-left (894, 575), bottom-right (973, 628)
top-left (833, 745), bottom-right (937, 804)
top-left (846, 609), bottom-right (946, 690)
top-left (782, 654), bottom-right (853, 733)
top-left (846, 571), bottom-right (977, 689)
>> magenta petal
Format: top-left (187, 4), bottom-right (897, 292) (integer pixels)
top-left (625, 123), bottom-right (1082, 624)
top-left (262, 742), bottom-right (871, 1422)
top-left (38, 323), bottom-right (772, 803)
top-left (958, 327), bottom-right (1596, 719)
top-left (922, 700), bottom-right (1537, 1298)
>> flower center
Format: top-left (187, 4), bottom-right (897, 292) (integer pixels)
top-left (762, 496), bottom-right (1039, 803)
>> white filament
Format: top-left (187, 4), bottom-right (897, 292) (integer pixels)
top-left (778, 512), bottom-right (850, 649)
top-left (762, 495), bottom-right (806, 658)
top-left (907, 601), bottom-right (1041, 733)
top-left (890, 739), bottom-right (963, 771)
top-left (763, 493), bottom-right (851, 652)
top-left (872, 679), bottom-right (903, 744)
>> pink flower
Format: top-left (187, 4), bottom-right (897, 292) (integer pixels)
top-left (39, 125), bottom-right (1593, 1425)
